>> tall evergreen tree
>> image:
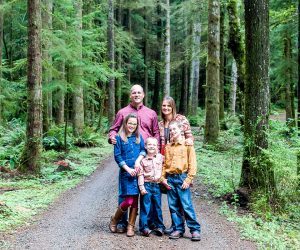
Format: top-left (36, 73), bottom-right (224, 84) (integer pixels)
top-left (205, 0), bottom-right (220, 144)
top-left (107, 0), bottom-right (115, 125)
top-left (164, 0), bottom-right (170, 96)
top-left (19, 0), bottom-right (43, 173)
top-left (71, 0), bottom-right (84, 136)
top-left (0, 0), bottom-right (3, 124)
top-left (241, 0), bottom-right (275, 193)
top-left (42, 0), bottom-right (53, 133)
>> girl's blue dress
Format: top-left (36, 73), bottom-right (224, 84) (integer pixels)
top-left (114, 134), bottom-right (145, 197)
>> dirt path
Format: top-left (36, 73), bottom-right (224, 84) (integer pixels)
top-left (3, 156), bottom-right (256, 250)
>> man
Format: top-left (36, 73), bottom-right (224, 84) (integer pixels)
top-left (108, 84), bottom-right (160, 233)
top-left (108, 84), bottom-right (160, 145)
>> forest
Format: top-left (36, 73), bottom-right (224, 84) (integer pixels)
top-left (0, 0), bottom-right (299, 249)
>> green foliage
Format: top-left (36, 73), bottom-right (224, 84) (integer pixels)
top-left (197, 113), bottom-right (300, 249)
top-left (0, 120), bottom-right (25, 168)
top-left (0, 143), bottom-right (112, 232)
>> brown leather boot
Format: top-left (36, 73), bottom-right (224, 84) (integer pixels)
top-left (109, 206), bottom-right (126, 233)
top-left (126, 207), bottom-right (138, 237)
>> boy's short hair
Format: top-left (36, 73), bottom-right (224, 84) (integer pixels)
top-left (169, 120), bottom-right (182, 129)
top-left (145, 137), bottom-right (158, 145)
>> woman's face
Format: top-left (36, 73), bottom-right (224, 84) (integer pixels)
top-left (126, 117), bottom-right (138, 134)
top-left (161, 100), bottom-right (172, 116)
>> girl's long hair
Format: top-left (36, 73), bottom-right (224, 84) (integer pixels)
top-left (119, 113), bottom-right (141, 144)
top-left (161, 96), bottom-right (177, 122)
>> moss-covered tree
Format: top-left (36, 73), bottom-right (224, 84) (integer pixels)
top-left (241, 0), bottom-right (275, 194)
top-left (19, 0), bottom-right (42, 173)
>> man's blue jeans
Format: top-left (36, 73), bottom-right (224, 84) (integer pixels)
top-left (167, 173), bottom-right (201, 234)
top-left (139, 182), bottom-right (165, 231)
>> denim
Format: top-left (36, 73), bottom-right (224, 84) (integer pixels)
top-left (114, 134), bottom-right (145, 197)
top-left (114, 134), bottom-right (146, 168)
top-left (167, 173), bottom-right (201, 234)
top-left (139, 182), bottom-right (165, 231)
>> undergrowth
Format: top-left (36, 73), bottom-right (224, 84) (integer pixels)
top-left (195, 114), bottom-right (300, 250)
top-left (0, 120), bottom-right (112, 232)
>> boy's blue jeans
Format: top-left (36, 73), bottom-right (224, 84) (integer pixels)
top-left (167, 173), bottom-right (201, 234)
top-left (139, 182), bottom-right (165, 231)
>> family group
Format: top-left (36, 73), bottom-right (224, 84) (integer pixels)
top-left (107, 84), bottom-right (201, 242)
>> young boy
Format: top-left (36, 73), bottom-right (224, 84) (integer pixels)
top-left (160, 120), bottom-right (201, 241)
top-left (138, 137), bottom-right (166, 236)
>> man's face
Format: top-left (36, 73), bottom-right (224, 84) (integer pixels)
top-left (130, 85), bottom-right (144, 106)
top-left (145, 138), bottom-right (158, 155)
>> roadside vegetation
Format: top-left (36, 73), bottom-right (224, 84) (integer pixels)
top-left (0, 119), bottom-right (112, 233)
top-left (192, 109), bottom-right (300, 249)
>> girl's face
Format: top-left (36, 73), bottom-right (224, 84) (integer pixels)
top-left (161, 100), bottom-right (172, 116)
top-left (126, 117), bottom-right (138, 134)
top-left (169, 123), bottom-right (181, 140)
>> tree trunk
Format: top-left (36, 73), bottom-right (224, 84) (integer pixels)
top-left (179, 63), bottom-right (188, 115)
top-left (42, 0), bottom-right (53, 133)
top-left (179, 15), bottom-right (189, 116)
top-left (71, 0), bottom-right (84, 136)
top-left (241, 0), bottom-right (275, 193)
top-left (298, 0), bottom-right (300, 131)
top-left (143, 8), bottom-right (149, 106)
top-left (164, 0), bottom-right (170, 96)
top-left (19, 0), bottom-right (42, 173)
top-left (284, 32), bottom-right (295, 127)
top-left (204, 0), bottom-right (220, 144)
top-left (115, 0), bottom-right (122, 111)
top-left (189, 15), bottom-right (201, 116)
top-left (0, 0), bottom-right (3, 124)
top-left (152, 0), bottom-right (162, 113)
top-left (107, 0), bottom-right (115, 125)
top-left (56, 61), bottom-right (65, 125)
top-left (227, 0), bottom-right (245, 110)
top-left (219, 3), bottom-right (225, 121)
top-left (230, 59), bottom-right (237, 116)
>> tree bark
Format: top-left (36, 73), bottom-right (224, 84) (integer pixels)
top-left (219, 3), bottom-right (225, 121)
top-left (115, 0), bottom-right (122, 111)
top-left (42, 0), bottom-right (53, 133)
top-left (230, 59), bottom-right (237, 116)
top-left (284, 31), bottom-right (295, 127)
top-left (189, 20), bottom-right (201, 116)
top-left (19, 0), bottom-right (42, 173)
top-left (107, 0), bottom-right (115, 125)
top-left (71, 0), bottom-right (84, 136)
top-left (143, 8), bottom-right (149, 106)
top-left (204, 0), bottom-right (220, 144)
top-left (0, 0), bottom-right (3, 124)
top-left (164, 0), bottom-right (170, 96)
top-left (241, 0), bottom-right (275, 193)
top-left (152, 0), bottom-right (162, 113)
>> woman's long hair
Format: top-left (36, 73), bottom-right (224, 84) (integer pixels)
top-left (161, 96), bottom-right (177, 122)
top-left (119, 113), bottom-right (141, 144)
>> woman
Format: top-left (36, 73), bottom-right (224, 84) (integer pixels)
top-left (159, 96), bottom-right (194, 155)
top-left (159, 96), bottom-right (194, 235)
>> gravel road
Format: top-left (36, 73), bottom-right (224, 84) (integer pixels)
top-left (4, 156), bottom-right (256, 250)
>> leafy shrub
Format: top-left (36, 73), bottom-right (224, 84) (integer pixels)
top-left (43, 136), bottom-right (63, 150)
top-left (73, 127), bottom-right (100, 147)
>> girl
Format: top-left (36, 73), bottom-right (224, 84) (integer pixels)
top-left (109, 113), bottom-right (146, 237)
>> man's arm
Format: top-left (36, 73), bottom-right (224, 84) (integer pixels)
top-left (108, 112), bottom-right (123, 144)
top-left (152, 112), bottom-right (161, 148)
